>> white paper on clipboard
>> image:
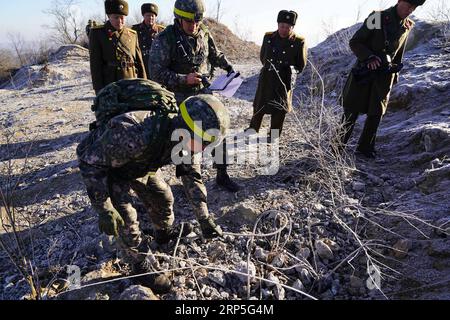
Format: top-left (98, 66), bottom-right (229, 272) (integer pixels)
top-left (209, 72), bottom-right (244, 98)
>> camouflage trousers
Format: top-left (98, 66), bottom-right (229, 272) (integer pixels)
top-left (79, 161), bottom-right (209, 262)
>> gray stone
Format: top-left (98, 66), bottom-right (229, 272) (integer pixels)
top-left (393, 239), bottom-right (413, 259)
top-left (292, 279), bottom-right (305, 292)
top-left (203, 286), bottom-right (212, 298)
top-left (207, 242), bottom-right (227, 261)
top-left (261, 288), bottom-right (272, 299)
top-left (231, 204), bottom-right (259, 225)
top-left (174, 276), bottom-right (186, 287)
top-left (315, 239), bottom-right (334, 260)
top-left (296, 247), bottom-right (311, 260)
top-left (297, 268), bottom-right (312, 285)
top-left (281, 202), bottom-right (295, 211)
top-left (271, 254), bottom-right (286, 268)
top-left (350, 276), bottom-right (364, 289)
top-left (367, 173), bottom-right (384, 186)
top-left (313, 203), bottom-right (326, 212)
top-left (352, 181), bottom-right (365, 192)
top-left (208, 270), bottom-right (227, 287)
top-left (119, 285), bottom-right (159, 300)
top-left (254, 247), bottom-right (268, 262)
top-left (266, 272), bottom-right (280, 288)
top-left (236, 261), bottom-right (256, 283)
top-left (323, 238), bottom-right (340, 252)
top-left (274, 285), bottom-right (285, 300)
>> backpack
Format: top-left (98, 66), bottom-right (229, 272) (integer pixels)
top-left (90, 79), bottom-right (179, 130)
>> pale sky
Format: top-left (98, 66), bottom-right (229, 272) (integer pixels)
top-left (0, 0), bottom-right (441, 48)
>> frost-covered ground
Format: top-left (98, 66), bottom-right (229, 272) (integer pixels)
top-left (0, 19), bottom-right (449, 300)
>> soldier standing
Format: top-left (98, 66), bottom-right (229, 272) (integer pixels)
top-left (85, 20), bottom-right (96, 38)
top-left (149, 0), bottom-right (240, 192)
top-left (89, 0), bottom-right (146, 95)
top-left (249, 10), bottom-right (307, 139)
top-left (132, 3), bottom-right (165, 75)
top-left (77, 79), bottom-right (229, 293)
top-left (339, 0), bottom-right (426, 158)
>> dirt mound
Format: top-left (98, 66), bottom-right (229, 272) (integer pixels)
top-left (203, 18), bottom-right (260, 62)
top-left (48, 45), bottom-right (89, 63)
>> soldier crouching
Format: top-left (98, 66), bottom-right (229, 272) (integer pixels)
top-left (76, 81), bottom-right (229, 293)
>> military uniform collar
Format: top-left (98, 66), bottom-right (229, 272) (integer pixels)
top-left (175, 21), bottom-right (202, 38)
top-left (105, 20), bottom-right (124, 35)
top-left (140, 22), bottom-right (158, 31)
top-left (387, 5), bottom-right (414, 30)
top-left (274, 31), bottom-right (296, 42)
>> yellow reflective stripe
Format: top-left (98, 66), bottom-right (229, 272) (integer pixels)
top-left (174, 8), bottom-right (195, 20)
top-left (180, 101), bottom-right (215, 142)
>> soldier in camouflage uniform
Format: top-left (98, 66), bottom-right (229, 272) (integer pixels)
top-left (149, 0), bottom-right (241, 193)
top-left (89, 0), bottom-right (146, 95)
top-left (132, 3), bottom-right (165, 75)
top-left (339, 0), bottom-right (426, 158)
top-left (77, 80), bottom-right (229, 293)
top-left (250, 10), bottom-right (307, 138)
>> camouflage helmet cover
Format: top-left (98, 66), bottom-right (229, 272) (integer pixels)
top-left (179, 94), bottom-right (230, 144)
top-left (174, 0), bottom-right (205, 22)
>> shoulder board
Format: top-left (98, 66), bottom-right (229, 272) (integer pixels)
top-left (157, 24), bottom-right (166, 30)
top-left (91, 24), bottom-right (105, 30)
top-left (294, 34), bottom-right (305, 41)
top-left (265, 31), bottom-right (274, 36)
top-left (128, 28), bottom-right (137, 34)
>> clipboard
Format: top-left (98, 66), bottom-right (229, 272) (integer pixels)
top-left (209, 72), bottom-right (244, 98)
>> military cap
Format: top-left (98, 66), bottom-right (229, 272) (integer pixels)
top-left (277, 10), bottom-right (298, 26)
top-left (105, 0), bottom-right (129, 16)
top-left (404, 0), bottom-right (426, 5)
top-left (142, 3), bottom-right (158, 16)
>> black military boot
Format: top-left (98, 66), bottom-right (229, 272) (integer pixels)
top-left (356, 146), bottom-right (376, 159)
top-left (132, 258), bottom-right (172, 294)
top-left (216, 167), bottom-right (241, 192)
top-left (199, 217), bottom-right (223, 239)
top-left (154, 223), bottom-right (194, 245)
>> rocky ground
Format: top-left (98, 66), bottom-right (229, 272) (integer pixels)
top-left (0, 19), bottom-right (449, 301)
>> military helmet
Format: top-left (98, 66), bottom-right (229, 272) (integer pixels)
top-left (174, 0), bottom-right (205, 22)
top-left (179, 94), bottom-right (230, 144)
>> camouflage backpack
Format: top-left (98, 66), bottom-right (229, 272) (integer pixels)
top-left (90, 79), bottom-right (179, 130)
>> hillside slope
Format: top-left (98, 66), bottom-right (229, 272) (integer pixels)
top-left (0, 19), bottom-right (449, 300)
